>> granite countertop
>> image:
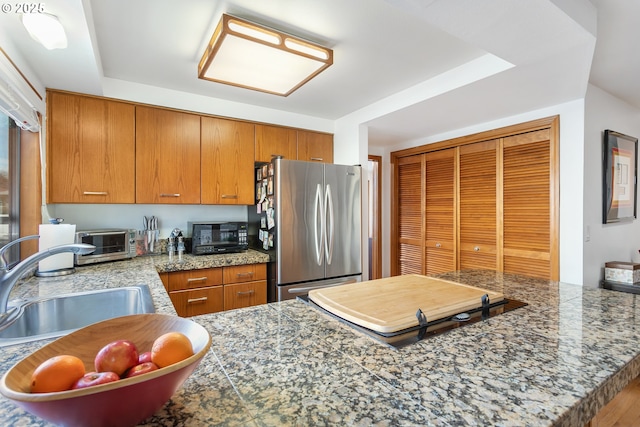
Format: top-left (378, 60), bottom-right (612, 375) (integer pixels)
top-left (1, 258), bottom-right (640, 426)
top-left (153, 250), bottom-right (270, 273)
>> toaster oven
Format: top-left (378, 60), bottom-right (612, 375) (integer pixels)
top-left (74, 229), bottom-right (137, 265)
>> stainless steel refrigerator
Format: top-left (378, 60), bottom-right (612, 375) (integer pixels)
top-left (249, 158), bottom-right (362, 302)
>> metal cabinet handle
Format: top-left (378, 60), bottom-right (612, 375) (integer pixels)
top-left (221, 194), bottom-right (238, 199)
top-left (310, 157), bottom-right (324, 161)
top-left (474, 246), bottom-right (480, 251)
top-left (160, 193), bottom-right (180, 197)
top-left (83, 191), bottom-right (108, 195)
top-left (435, 242), bottom-right (441, 248)
top-left (236, 272), bottom-right (254, 278)
top-left (187, 297), bottom-right (208, 304)
top-left (236, 290), bottom-right (255, 296)
top-left (187, 277), bottom-right (208, 283)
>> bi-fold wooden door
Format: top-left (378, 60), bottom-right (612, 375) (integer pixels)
top-left (458, 140), bottom-right (499, 271)
top-left (391, 117), bottom-right (558, 280)
top-left (396, 155), bottom-right (424, 275)
top-left (394, 149), bottom-right (457, 276)
top-left (502, 129), bottom-right (555, 278)
top-left (425, 149), bottom-right (456, 274)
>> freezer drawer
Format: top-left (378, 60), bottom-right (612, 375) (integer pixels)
top-left (276, 275), bottom-right (361, 301)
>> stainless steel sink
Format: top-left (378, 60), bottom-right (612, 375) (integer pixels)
top-left (0, 285), bottom-right (155, 347)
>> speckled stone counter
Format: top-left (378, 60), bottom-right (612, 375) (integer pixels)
top-left (152, 249), bottom-right (269, 273)
top-left (3, 256), bottom-right (176, 315)
top-left (2, 266), bottom-right (640, 426)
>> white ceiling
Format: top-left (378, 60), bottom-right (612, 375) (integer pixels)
top-left (0, 0), bottom-right (636, 148)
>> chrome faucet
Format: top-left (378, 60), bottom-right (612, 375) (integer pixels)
top-left (0, 235), bottom-right (95, 319)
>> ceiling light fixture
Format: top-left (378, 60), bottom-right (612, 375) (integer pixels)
top-left (198, 14), bottom-right (333, 96)
top-left (21, 13), bottom-right (68, 50)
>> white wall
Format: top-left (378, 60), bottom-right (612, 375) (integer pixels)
top-left (583, 84), bottom-right (640, 286)
top-left (365, 99), bottom-right (586, 284)
top-left (102, 78), bottom-right (334, 133)
top-left (49, 204), bottom-right (247, 238)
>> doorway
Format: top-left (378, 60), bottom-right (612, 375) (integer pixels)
top-left (368, 155), bottom-right (382, 279)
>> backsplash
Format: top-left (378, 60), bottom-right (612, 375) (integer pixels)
top-left (49, 204), bottom-right (248, 240)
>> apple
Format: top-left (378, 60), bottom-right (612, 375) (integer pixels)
top-left (72, 371), bottom-right (120, 389)
top-left (125, 361), bottom-right (159, 378)
top-left (94, 340), bottom-right (139, 376)
top-left (138, 351), bottom-right (152, 364)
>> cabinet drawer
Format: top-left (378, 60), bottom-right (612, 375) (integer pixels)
top-left (169, 286), bottom-right (224, 317)
top-left (224, 280), bottom-right (267, 311)
top-left (223, 264), bottom-right (266, 284)
top-left (167, 268), bottom-right (223, 291)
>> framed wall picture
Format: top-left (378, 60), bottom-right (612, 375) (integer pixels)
top-left (603, 129), bottom-right (638, 224)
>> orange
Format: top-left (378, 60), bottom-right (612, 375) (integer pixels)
top-left (30, 355), bottom-right (86, 393)
top-left (151, 332), bottom-right (194, 368)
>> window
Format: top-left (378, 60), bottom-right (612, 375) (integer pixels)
top-left (0, 112), bottom-right (20, 265)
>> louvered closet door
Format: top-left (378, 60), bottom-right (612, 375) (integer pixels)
top-left (397, 155), bottom-right (424, 275)
top-left (425, 149), bottom-right (456, 274)
top-left (458, 140), bottom-right (498, 270)
top-left (503, 130), bottom-right (552, 278)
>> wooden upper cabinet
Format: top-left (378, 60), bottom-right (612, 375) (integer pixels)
top-left (135, 106), bottom-right (201, 204)
top-left (47, 91), bottom-right (135, 203)
top-left (458, 140), bottom-right (498, 271)
top-left (298, 130), bottom-right (334, 163)
top-left (425, 148), bottom-right (456, 275)
top-left (255, 124), bottom-right (297, 163)
top-left (201, 117), bottom-right (255, 205)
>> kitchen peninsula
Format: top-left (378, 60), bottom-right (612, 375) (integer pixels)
top-left (1, 255), bottom-right (639, 426)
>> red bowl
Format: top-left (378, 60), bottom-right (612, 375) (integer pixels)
top-left (0, 313), bottom-right (211, 427)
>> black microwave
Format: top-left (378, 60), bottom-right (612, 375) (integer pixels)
top-left (188, 222), bottom-right (248, 255)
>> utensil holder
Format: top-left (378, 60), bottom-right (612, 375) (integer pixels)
top-left (136, 230), bottom-right (160, 256)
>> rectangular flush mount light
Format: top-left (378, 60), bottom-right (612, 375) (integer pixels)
top-left (198, 14), bottom-right (333, 96)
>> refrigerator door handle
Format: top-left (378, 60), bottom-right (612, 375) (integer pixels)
top-left (314, 183), bottom-right (324, 266)
top-left (324, 184), bottom-right (334, 264)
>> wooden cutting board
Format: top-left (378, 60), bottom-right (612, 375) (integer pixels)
top-left (308, 274), bottom-right (503, 334)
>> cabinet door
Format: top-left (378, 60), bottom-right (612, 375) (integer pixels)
top-left (503, 129), bottom-right (553, 279)
top-left (394, 155), bottom-right (424, 275)
top-left (297, 130), bottom-right (333, 163)
top-left (224, 281), bottom-right (267, 310)
top-left (169, 286), bottom-right (224, 317)
top-left (255, 124), bottom-right (297, 163)
top-left (201, 117), bottom-right (255, 204)
top-left (136, 106), bottom-right (201, 204)
top-left (425, 149), bottom-right (456, 274)
top-left (458, 140), bottom-right (498, 270)
top-left (47, 91), bottom-right (135, 203)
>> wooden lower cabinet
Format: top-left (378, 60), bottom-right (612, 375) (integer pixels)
top-left (224, 282), bottom-right (267, 311)
top-left (162, 263), bottom-right (267, 317)
top-left (223, 264), bottom-right (266, 285)
top-left (166, 268), bottom-right (223, 292)
top-left (169, 286), bottom-right (224, 317)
